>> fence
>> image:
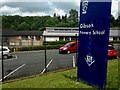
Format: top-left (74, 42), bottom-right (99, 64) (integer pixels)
top-left (1, 36), bottom-right (78, 82)
top-left (1, 37), bottom-right (120, 82)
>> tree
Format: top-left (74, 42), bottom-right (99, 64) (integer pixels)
top-left (110, 15), bottom-right (117, 27)
top-left (53, 13), bottom-right (57, 17)
top-left (61, 14), bottom-right (68, 23)
top-left (18, 22), bottom-right (30, 30)
top-left (30, 23), bottom-right (37, 30)
top-left (10, 25), bottom-right (16, 29)
top-left (57, 15), bottom-right (61, 22)
top-left (69, 9), bottom-right (78, 22)
top-left (116, 15), bottom-right (120, 27)
top-left (68, 9), bottom-right (79, 27)
top-left (0, 16), bottom-right (2, 28)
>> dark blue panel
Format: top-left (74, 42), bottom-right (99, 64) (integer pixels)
top-left (78, 0), bottom-right (111, 88)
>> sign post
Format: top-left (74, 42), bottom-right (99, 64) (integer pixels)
top-left (78, 0), bottom-right (111, 88)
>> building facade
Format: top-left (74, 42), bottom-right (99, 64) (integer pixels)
top-left (43, 27), bottom-right (120, 42)
top-left (2, 27), bottom-right (120, 47)
top-left (2, 29), bottom-right (43, 46)
top-left (43, 27), bottom-right (79, 41)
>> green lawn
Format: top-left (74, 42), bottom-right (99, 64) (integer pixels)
top-left (2, 58), bottom-right (119, 89)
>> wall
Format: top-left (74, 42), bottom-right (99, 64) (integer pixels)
top-left (8, 36), bottom-right (43, 46)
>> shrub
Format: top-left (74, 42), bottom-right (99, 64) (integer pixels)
top-left (43, 41), bottom-right (72, 45)
top-left (11, 45), bottom-right (62, 52)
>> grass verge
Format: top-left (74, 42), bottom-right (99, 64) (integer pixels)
top-left (2, 58), bottom-right (119, 89)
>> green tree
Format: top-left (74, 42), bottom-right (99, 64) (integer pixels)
top-left (69, 9), bottom-right (78, 22)
top-left (2, 15), bottom-right (11, 28)
top-left (31, 23), bottom-right (38, 30)
top-left (110, 15), bottom-right (117, 27)
top-left (18, 22), bottom-right (30, 30)
top-left (61, 14), bottom-right (68, 23)
top-left (116, 15), bottom-right (120, 27)
top-left (55, 22), bottom-right (66, 27)
top-left (10, 25), bottom-right (16, 29)
top-left (0, 16), bottom-right (2, 28)
top-left (53, 13), bottom-right (57, 18)
top-left (57, 15), bottom-right (61, 22)
top-left (68, 9), bottom-right (78, 27)
top-left (45, 16), bottom-right (60, 27)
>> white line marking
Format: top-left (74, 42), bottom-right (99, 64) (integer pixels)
top-left (0, 64), bottom-right (25, 81)
top-left (41, 59), bottom-right (53, 74)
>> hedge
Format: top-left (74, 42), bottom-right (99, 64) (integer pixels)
top-left (43, 41), bottom-right (72, 45)
top-left (10, 41), bottom-right (74, 52)
top-left (10, 45), bottom-right (62, 52)
top-left (109, 41), bottom-right (120, 43)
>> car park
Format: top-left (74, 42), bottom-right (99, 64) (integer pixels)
top-left (59, 41), bottom-right (78, 54)
top-left (0, 46), bottom-right (12, 59)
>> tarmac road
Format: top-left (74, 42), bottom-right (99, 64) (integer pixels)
top-left (3, 49), bottom-right (76, 80)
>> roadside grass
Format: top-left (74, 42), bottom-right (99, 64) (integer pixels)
top-left (2, 58), bottom-right (119, 88)
top-left (106, 58), bottom-right (119, 88)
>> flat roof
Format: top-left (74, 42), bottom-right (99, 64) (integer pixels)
top-left (1, 29), bottom-right (43, 36)
top-left (46, 27), bottom-right (120, 30)
top-left (43, 28), bottom-right (120, 37)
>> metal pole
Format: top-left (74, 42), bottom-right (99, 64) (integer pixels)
top-left (1, 34), bottom-right (4, 82)
top-left (75, 34), bottom-right (78, 66)
top-left (44, 36), bottom-right (47, 73)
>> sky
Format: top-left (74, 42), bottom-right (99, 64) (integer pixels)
top-left (0, 0), bottom-right (120, 19)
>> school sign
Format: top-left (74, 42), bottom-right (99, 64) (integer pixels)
top-left (78, 0), bottom-right (111, 88)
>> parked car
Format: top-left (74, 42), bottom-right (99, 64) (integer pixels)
top-left (59, 41), bottom-right (78, 54)
top-left (0, 46), bottom-right (12, 59)
top-left (59, 42), bottom-right (118, 58)
top-left (108, 44), bottom-right (118, 59)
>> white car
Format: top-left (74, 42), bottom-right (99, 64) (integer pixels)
top-left (0, 46), bottom-right (12, 59)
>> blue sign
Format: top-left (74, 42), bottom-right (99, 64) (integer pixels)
top-left (78, 0), bottom-right (111, 88)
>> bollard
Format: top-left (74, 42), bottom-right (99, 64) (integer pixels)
top-left (73, 56), bottom-right (75, 67)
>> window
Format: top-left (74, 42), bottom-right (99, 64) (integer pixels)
top-left (59, 37), bottom-right (64, 41)
top-left (65, 43), bottom-right (71, 47)
top-left (71, 37), bottom-right (77, 41)
top-left (71, 43), bottom-right (75, 47)
top-left (65, 37), bottom-right (70, 41)
top-left (108, 46), bottom-right (115, 50)
top-left (36, 36), bottom-right (40, 41)
top-left (22, 36), bottom-right (28, 40)
top-left (113, 37), bottom-right (117, 41)
top-left (3, 48), bottom-right (7, 51)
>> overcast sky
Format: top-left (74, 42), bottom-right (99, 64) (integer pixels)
top-left (0, 0), bottom-right (119, 19)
